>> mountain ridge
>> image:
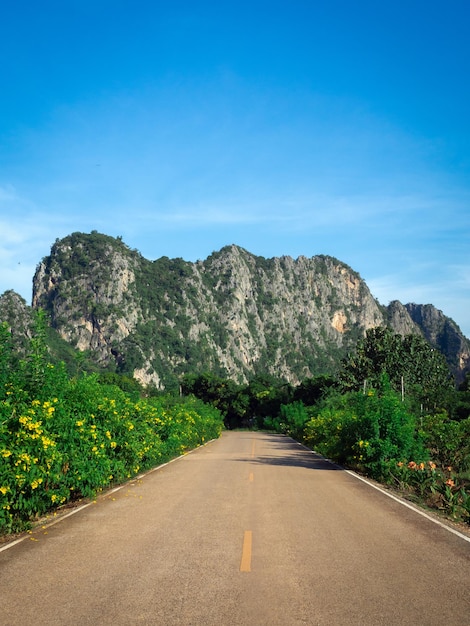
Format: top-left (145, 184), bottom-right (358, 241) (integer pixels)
top-left (1, 231), bottom-right (469, 389)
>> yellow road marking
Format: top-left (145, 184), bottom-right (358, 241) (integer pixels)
top-left (240, 530), bottom-right (252, 572)
top-left (249, 472), bottom-right (254, 482)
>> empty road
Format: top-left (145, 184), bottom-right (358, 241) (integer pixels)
top-left (1, 431), bottom-right (469, 625)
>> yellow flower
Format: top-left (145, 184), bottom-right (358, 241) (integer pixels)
top-left (27, 421), bottom-right (43, 432)
top-left (41, 436), bottom-right (56, 449)
top-left (1, 449), bottom-right (12, 458)
top-left (0, 486), bottom-right (9, 495)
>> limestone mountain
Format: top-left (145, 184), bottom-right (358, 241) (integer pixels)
top-left (4, 231), bottom-right (469, 389)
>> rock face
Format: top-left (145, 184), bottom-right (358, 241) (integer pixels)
top-left (22, 231), bottom-right (470, 388)
top-left (404, 303), bottom-right (470, 376)
top-left (32, 233), bottom-right (141, 366)
top-left (0, 290), bottom-right (34, 354)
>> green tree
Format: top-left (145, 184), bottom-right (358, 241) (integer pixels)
top-left (181, 373), bottom-right (249, 429)
top-left (339, 327), bottom-right (402, 391)
top-left (453, 372), bottom-right (470, 421)
top-left (339, 327), bottom-right (454, 411)
top-left (304, 376), bottom-right (426, 479)
top-left (267, 401), bottom-right (309, 440)
top-left (246, 374), bottom-right (293, 428)
top-left (293, 374), bottom-right (337, 406)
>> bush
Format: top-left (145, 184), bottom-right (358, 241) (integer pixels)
top-left (0, 375), bottom-right (223, 533)
top-left (303, 378), bottom-right (425, 480)
top-left (265, 401), bottom-right (309, 440)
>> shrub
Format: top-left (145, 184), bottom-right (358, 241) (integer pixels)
top-left (303, 378), bottom-right (425, 480)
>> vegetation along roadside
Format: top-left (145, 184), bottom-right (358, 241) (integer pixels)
top-left (0, 313), bottom-right (223, 535)
top-left (1, 312), bottom-right (469, 536)
top-left (184, 327), bottom-right (470, 527)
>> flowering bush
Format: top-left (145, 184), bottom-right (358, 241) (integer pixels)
top-left (0, 317), bottom-right (223, 534)
top-left (0, 374), bottom-right (223, 533)
top-left (390, 460), bottom-right (469, 523)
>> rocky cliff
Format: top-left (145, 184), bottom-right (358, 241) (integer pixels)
top-left (6, 231), bottom-right (467, 389)
top-left (0, 290), bottom-right (34, 354)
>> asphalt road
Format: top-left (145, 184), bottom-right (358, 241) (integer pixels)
top-left (1, 431), bottom-right (469, 625)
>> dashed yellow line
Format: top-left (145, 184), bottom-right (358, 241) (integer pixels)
top-left (240, 530), bottom-right (252, 572)
top-left (249, 472), bottom-right (254, 482)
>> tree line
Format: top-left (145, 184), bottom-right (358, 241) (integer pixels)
top-left (183, 327), bottom-right (467, 429)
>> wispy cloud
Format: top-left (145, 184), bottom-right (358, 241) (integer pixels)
top-left (0, 75), bottom-right (468, 335)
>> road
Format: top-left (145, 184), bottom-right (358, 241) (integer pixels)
top-left (1, 431), bottom-right (469, 625)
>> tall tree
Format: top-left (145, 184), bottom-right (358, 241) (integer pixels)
top-left (181, 373), bottom-right (249, 429)
top-left (339, 327), bottom-right (454, 411)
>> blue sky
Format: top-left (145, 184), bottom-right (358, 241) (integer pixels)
top-left (1, 1), bottom-right (469, 336)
